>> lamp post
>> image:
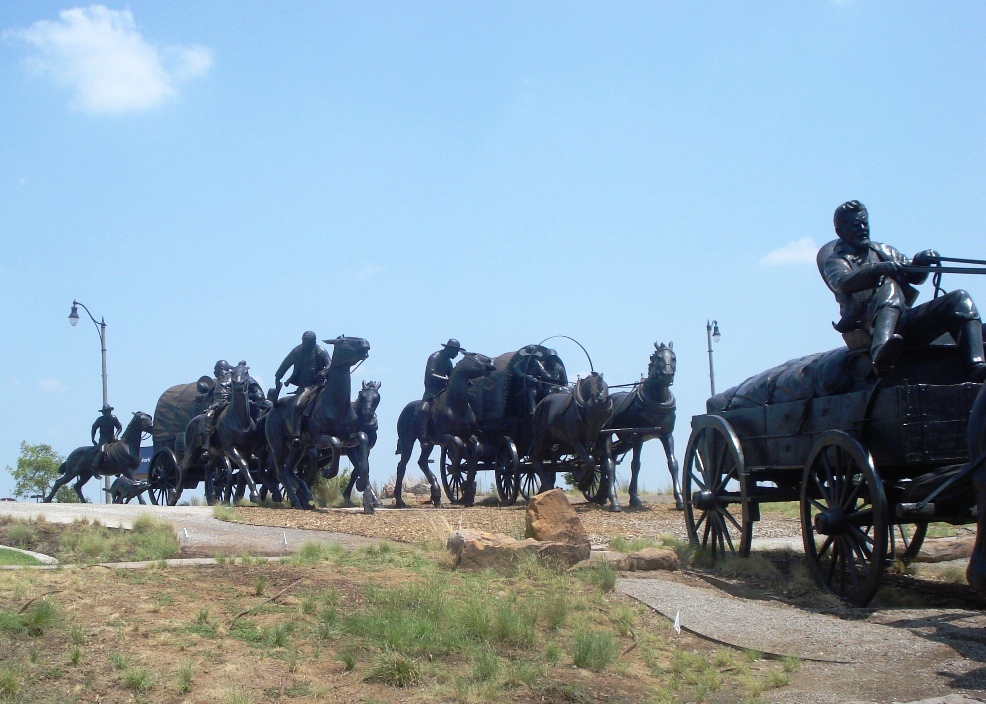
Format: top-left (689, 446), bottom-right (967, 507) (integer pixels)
top-left (706, 320), bottom-right (721, 396)
top-left (69, 300), bottom-right (109, 502)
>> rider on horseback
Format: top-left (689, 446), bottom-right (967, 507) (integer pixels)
top-left (422, 339), bottom-right (463, 414)
top-left (819, 200), bottom-right (986, 380)
top-left (90, 404), bottom-right (122, 473)
top-left (198, 360), bottom-right (233, 457)
top-left (271, 331), bottom-right (332, 437)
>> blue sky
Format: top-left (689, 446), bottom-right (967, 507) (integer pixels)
top-left (2, 2), bottom-right (984, 501)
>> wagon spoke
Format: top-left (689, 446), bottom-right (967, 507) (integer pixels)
top-left (718, 511), bottom-right (736, 553)
top-left (846, 522), bottom-right (876, 549)
top-left (721, 505), bottom-right (743, 532)
top-left (701, 512), bottom-right (712, 548)
top-left (842, 476), bottom-right (866, 512)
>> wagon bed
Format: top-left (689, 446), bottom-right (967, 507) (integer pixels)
top-left (683, 340), bottom-right (981, 606)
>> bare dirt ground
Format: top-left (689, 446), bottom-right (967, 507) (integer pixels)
top-left (2, 496), bottom-right (985, 703)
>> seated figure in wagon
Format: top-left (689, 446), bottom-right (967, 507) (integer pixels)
top-left (818, 200), bottom-right (986, 380)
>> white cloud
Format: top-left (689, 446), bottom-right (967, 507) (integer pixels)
top-left (760, 238), bottom-right (818, 267)
top-left (4, 5), bottom-right (213, 115)
top-left (39, 378), bottom-right (67, 393)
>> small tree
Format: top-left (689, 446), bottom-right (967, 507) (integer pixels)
top-left (7, 441), bottom-right (80, 503)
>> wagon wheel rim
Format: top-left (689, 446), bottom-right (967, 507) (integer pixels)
top-left (150, 450), bottom-right (182, 507)
top-left (209, 455), bottom-right (234, 505)
top-left (682, 416), bottom-right (752, 560)
top-left (801, 430), bottom-right (889, 607)
top-left (494, 439), bottom-right (520, 505)
top-left (440, 446), bottom-right (465, 504)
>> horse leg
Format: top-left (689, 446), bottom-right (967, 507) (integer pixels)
top-left (394, 442), bottom-right (412, 509)
top-left (661, 433), bottom-right (683, 510)
top-left (628, 441), bottom-right (644, 508)
top-left (601, 436), bottom-right (621, 513)
top-left (44, 467), bottom-right (71, 503)
top-left (342, 470), bottom-right (357, 503)
top-left (229, 447), bottom-right (260, 503)
top-left (418, 443), bottom-right (441, 507)
top-left (72, 472), bottom-right (92, 503)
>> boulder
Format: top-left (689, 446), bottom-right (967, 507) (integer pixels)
top-left (525, 489), bottom-right (589, 548)
top-left (575, 546), bottom-right (679, 572)
top-left (912, 534), bottom-right (977, 563)
top-left (447, 529), bottom-right (590, 571)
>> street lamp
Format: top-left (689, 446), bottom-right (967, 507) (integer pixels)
top-left (706, 320), bottom-right (721, 396)
top-left (69, 300), bottom-right (109, 503)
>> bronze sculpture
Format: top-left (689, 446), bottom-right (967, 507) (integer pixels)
top-left (422, 339), bottom-right (463, 411)
top-left (605, 343), bottom-right (681, 509)
top-left (818, 200), bottom-right (986, 379)
top-left (530, 373), bottom-right (616, 509)
top-left (44, 411), bottom-right (153, 502)
top-left (265, 336), bottom-right (375, 511)
top-left (342, 381), bottom-right (381, 504)
top-left (90, 404), bottom-right (122, 473)
top-left (967, 383), bottom-right (986, 595)
top-left (395, 352), bottom-right (496, 508)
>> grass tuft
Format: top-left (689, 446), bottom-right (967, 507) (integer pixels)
top-left (570, 626), bottom-right (619, 671)
top-left (366, 650), bottom-right (422, 687)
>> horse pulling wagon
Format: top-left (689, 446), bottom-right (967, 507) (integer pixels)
top-left (683, 339), bottom-right (982, 605)
top-left (147, 362), bottom-right (273, 506)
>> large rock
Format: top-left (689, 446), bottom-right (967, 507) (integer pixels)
top-left (581, 546), bottom-right (679, 572)
top-left (524, 489), bottom-right (590, 548)
top-left (447, 529), bottom-right (590, 571)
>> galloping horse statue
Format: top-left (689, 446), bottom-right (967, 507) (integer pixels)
top-left (394, 352), bottom-right (496, 508)
top-left (266, 336), bottom-right (373, 511)
top-left (966, 380), bottom-right (986, 595)
top-left (342, 380), bottom-right (382, 504)
top-left (604, 342), bottom-right (681, 509)
top-left (44, 411), bottom-right (153, 503)
top-left (530, 372), bottom-right (619, 511)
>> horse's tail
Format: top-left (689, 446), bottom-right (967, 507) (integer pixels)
top-left (395, 401), bottom-right (419, 454)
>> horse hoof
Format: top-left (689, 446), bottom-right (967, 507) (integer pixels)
top-left (609, 504), bottom-right (622, 513)
top-left (629, 497), bottom-right (643, 509)
top-left (249, 494), bottom-right (260, 504)
top-left (674, 502), bottom-right (684, 511)
top-left (394, 499), bottom-right (407, 509)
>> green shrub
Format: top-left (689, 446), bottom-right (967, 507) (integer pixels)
top-left (366, 651), bottom-right (422, 688)
top-left (570, 626), bottom-right (619, 671)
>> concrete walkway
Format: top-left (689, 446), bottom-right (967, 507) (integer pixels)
top-left (0, 502), bottom-right (378, 556)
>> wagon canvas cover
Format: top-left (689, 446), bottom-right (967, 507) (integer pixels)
top-left (152, 378), bottom-right (211, 454)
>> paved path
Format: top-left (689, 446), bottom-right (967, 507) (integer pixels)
top-left (0, 502), bottom-right (378, 555)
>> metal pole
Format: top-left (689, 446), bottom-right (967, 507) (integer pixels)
top-left (99, 318), bottom-right (108, 408)
top-left (70, 300), bottom-right (111, 503)
top-left (706, 321), bottom-right (716, 396)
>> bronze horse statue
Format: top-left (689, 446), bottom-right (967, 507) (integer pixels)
top-left (530, 372), bottom-right (619, 510)
top-left (394, 352), bottom-right (496, 508)
top-left (213, 361), bottom-right (268, 504)
top-left (44, 411), bottom-right (153, 502)
top-left (266, 336), bottom-right (373, 510)
top-left (604, 343), bottom-right (681, 509)
top-left (342, 380), bottom-right (382, 503)
top-left (966, 381), bottom-right (986, 594)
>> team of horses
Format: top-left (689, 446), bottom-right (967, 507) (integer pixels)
top-left (38, 336), bottom-right (986, 598)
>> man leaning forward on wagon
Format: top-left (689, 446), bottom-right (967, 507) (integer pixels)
top-left (818, 200), bottom-right (986, 380)
top-left (271, 331), bottom-right (332, 436)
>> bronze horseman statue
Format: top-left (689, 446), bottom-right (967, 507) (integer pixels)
top-left (818, 200), bottom-right (986, 380)
top-left (90, 404), bottom-right (123, 473)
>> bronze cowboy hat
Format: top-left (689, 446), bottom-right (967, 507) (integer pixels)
top-left (441, 338), bottom-right (464, 352)
top-left (99, 404), bottom-right (114, 413)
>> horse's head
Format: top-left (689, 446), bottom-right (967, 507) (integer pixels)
top-left (453, 352), bottom-right (496, 380)
top-left (648, 342), bottom-right (676, 386)
top-left (356, 380), bottom-right (382, 421)
top-left (574, 372), bottom-right (611, 408)
top-left (128, 411), bottom-right (154, 437)
top-left (325, 336), bottom-right (371, 368)
top-left (231, 361), bottom-right (250, 393)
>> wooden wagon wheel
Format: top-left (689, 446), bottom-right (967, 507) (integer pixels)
top-left (205, 454), bottom-right (233, 506)
top-left (682, 415), bottom-right (752, 559)
top-left (148, 449), bottom-right (181, 506)
top-left (575, 438), bottom-right (612, 505)
top-left (801, 431), bottom-right (889, 607)
top-left (494, 438), bottom-right (520, 505)
top-left (517, 458), bottom-right (543, 501)
top-left (440, 445), bottom-right (465, 504)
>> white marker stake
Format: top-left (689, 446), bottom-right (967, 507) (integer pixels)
top-left (673, 610), bottom-right (681, 635)
top-left (282, 532), bottom-right (288, 551)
